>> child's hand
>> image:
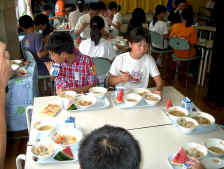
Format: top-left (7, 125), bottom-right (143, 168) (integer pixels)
top-left (120, 71), bottom-right (131, 83)
top-left (56, 88), bottom-right (63, 95)
top-left (186, 158), bottom-right (205, 169)
top-left (152, 90), bottom-right (162, 96)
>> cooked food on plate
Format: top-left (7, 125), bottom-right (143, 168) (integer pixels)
top-left (178, 119), bottom-right (197, 128)
top-left (126, 99), bottom-right (137, 102)
top-left (54, 134), bottom-right (77, 145)
top-left (193, 116), bottom-right (211, 125)
top-left (37, 125), bottom-right (53, 131)
top-left (185, 148), bottom-right (205, 158)
top-left (208, 147), bottom-right (224, 155)
top-left (59, 92), bottom-right (75, 99)
top-left (41, 104), bottom-right (61, 116)
top-left (169, 110), bottom-right (186, 117)
top-left (31, 144), bottom-right (54, 157)
top-left (145, 94), bottom-right (160, 101)
top-left (76, 100), bottom-right (92, 107)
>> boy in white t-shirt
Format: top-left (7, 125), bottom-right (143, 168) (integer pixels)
top-left (74, 2), bottom-right (98, 39)
top-left (109, 27), bottom-right (163, 95)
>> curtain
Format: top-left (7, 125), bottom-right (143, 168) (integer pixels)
top-left (101, 0), bottom-right (207, 14)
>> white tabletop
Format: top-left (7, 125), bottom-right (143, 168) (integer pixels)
top-left (29, 86), bottom-right (188, 140)
top-left (25, 125), bottom-right (224, 169)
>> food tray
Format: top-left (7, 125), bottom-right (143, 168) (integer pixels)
top-left (111, 93), bottom-right (161, 109)
top-left (163, 108), bottom-right (217, 134)
top-left (70, 95), bottom-right (111, 112)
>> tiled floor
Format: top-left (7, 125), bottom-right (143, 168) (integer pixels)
top-left (4, 73), bottom-right (224, 169)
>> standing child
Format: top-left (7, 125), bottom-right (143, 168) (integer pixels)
top-left (109, 27), bottom-right (163, 95)
top-left (149, 5), bottom-right (169, 49)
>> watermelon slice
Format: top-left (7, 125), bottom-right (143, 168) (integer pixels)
top-left (54, 147), bottom-right (74, 161)
top-left (172, 148), bottom-right (190, 165)
top-left (166, 98), bottom-right (173, 110)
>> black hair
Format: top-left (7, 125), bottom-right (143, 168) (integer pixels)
top-left (34, 14), bottom-right (50, 26)
top-left (41, 4), bottom-right (51, 11)
top-left (117, 5), bottom-right (121, 12)
top-left (108, 1), bottom-right (118, 11)
top-left (98, 2), bottom-right (107, 11)
top-left (19, 15), bottom-right (34, 29)
top-left (90, 16), bottom-right (105, 46)
top-left (181, 8), bottom-right (193, 27)
top-left (128, 27), bottom-right (150, 44)
top-left (131, 8), bottom-right (146, 26)
top-left (89, 2), bottom-right (98, 11)
top-left (175, 0), bottom-right (187, 7)
top-left (78, 125), bottom-right (141, 169)
top-left (46, 32), bottom-right (74, 54)
top-left (76, 0), bottom-right (85, 12)
top-left (153, 5), bottom-right (167, 26)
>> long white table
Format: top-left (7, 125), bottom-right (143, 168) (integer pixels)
top-left (25, 125), bottom-right (224, 169)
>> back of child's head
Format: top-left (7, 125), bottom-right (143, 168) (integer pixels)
top-left (181, 8), bottom-right (193, 27)
top-left (19, 15), bottom-right (34, 29)
top-left (76, 0), bottom-right (85, 12)
top-left (89, 2), bottom-right (98, 11)
top-left (34, 14), bottom-right (50, 26)
top-left (41, 4), bottom-right (51, 12)
top-left (108, 1), bottom-right (118, 11)
top-left (78, 125), bottom-right (141, 169)
top-left (153, 5), bottom-right (167, 25)
top-left (131, 8), bottom-right (146, 25)
top-left (128, 27), bottom-right (150, 44)
top-left (46, 32), bottom-right (74, 54)
top-left (90, 16), bottom-right (105, 46)
top-left (98, 2), bottom-right (107, 11)
top-left (175, 0), bottom-right (187, 7)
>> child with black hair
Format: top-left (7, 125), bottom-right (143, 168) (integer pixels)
top-left (109, 27), bottom-right (163, 94)
top-left (68, 0), bottom-right (85, 31)
top-left (79, 16), bottom-right (115, 61)
top-left (107, 1), bottom-right (122, 37)
top-left (75, 2), bottom-right (99, 39)
top-left (78, 125), bottom-right (141, 169)
top-left (19, 15), bottom-right (50, 76)
top-left (34, 14), bottom-right (54, 43)
top-left (98, 2), bottom-right (110, 34)
top-left (45, 32), bottom-right (97, 94)
top-left (170, 8), bottom-right (198, 58)
top-left (149, 5), bottom-right (169, 49)
top-left (168, 0), bottom-right (187, 24)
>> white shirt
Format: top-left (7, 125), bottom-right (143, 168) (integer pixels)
top-left (110, 52), bottom-right (160, 89)
top-left (69, 10), bottom-right (84, 31)
top-left (79, 38), bottom-right (116, 61)
top-left (149, 21), bottom-right (169, 49)
top-left (99, 14), bottom-right (110, 33)
top-left (75, 13), bottom-right (91, 39)
top-left (111, 12), bottom-right (121, 37)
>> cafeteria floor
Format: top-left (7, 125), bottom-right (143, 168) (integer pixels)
top-left (4, 71), bottom-right (224, 169)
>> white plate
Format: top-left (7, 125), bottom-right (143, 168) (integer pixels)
top-left (202, 157), bottom-right (224, 169)
top-left (205, 138), bottom-right (224, 157)
top-left (89, 87), bottom-right (108, 98)
top-left (144, 92), bottom-right (161, 106)
top-left (74, 95), bottom-right (97, 109)
top-left (177, 117), bottom-right (199, 134)
top-left (192, 112), bottom-right (216, 126)
top-left (124, 93), bottom-right (142, 107)
top-left (167, 106), bottom-right (189, 122)
top-left (11, 64), bottom-right (20, 71)
top-left (182, 143), bottom-right (208, 160)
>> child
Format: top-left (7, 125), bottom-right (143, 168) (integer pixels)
top-left (75, 2), bottom-right (98, 39)
top-left (149, 5), bottom-right (169, 49)
top-left (19, 15), bottom-right (50, 76)
top-left (168, 0), bottom-right (187, 24)
top-left (98, 2), bottom-right (110, 35)
top-left (79, 16), bottom-right (116, 61)
top-left (68, 0), bottom-right (85, 31)
top-left (107, 1), bottom-right (122, 37)
top-left (170, 8), bottom-right (198, 58)
top-left (34, 14), bottom-right (54, 43)
top-left (78, 125), bottom-right (141, 169)
top-left (45, 32), bottom-right (97, 94)
top-left (109, 27), bottom-right (163, 94)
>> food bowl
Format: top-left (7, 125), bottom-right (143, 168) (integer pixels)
top-left (202, 157), bottom-right (224, 169)
top-left (177, 117), bottom-right (199, 134)
top-left (51, 128), bottom-right (83, 148)
top-left (31, 140), bottom-right (56, 160)
top-left (132, 88), bottom-right (151, 97)
top-left (144, 92), bottom-right (161, 106)
top-left (167, 106), bottom-right (189, 122)
top-left (33, 120), bottom-right (55, 136)
top-left (182, 143), bottom-right (208, 160)
top-left (58, 91), bottom-right (77, 109)
top-left (75, 95), bottom-right (96, 109)
top-left (124, 93), bottom-right (142, 107)
top-left (192, 112), bottom-right (215, 126)
top-left (205, 138), bottom-right (224, 157)
top-left (89, 87), bottom-right (108, 98)
top-left (11, 64), bottom-right (20, 71)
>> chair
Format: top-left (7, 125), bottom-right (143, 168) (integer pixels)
top-left (16, 154), bottom-right (26, 169)
top-left (92, 58), bottom-right (112, 87)
top-left (25, 106), bottom-right (33, 134)
top-left (169, 37), bottom-right (200, 87)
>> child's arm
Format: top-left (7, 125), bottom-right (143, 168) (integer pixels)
top-left (109, 72), bottom-right (131, 86)
top-left (152, 75), bottom-right (163, 95)
top-left (75, 22), bottom-right (89, 36)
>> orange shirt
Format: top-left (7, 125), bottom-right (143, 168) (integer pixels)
top-left (170, 23), bottom-right (198, 58)
top-left (55, 0), bottom-right (65, 17)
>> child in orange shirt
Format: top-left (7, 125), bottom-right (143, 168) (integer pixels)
top-left (170, 8), bottom-right (198, 58)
